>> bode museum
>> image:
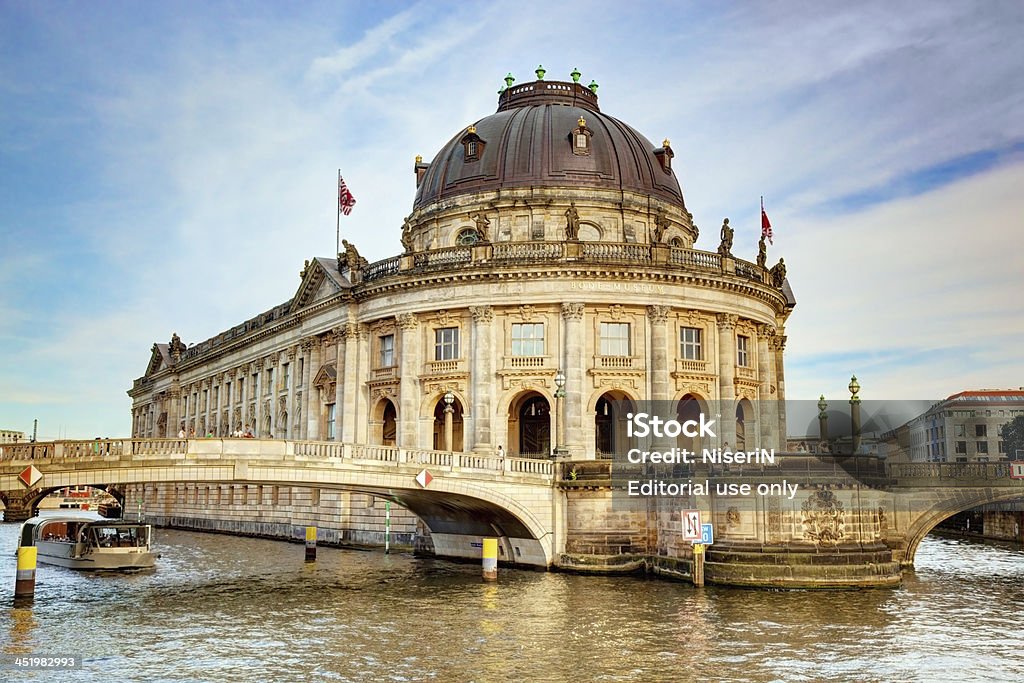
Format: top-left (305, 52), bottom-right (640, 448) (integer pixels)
top-left (130, 71), bottom-right (794, 455)
top-left (126, 69), bottom-right (806, 575)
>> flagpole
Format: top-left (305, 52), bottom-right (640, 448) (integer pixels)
top-left (336, 168), bottom-right (341, 258)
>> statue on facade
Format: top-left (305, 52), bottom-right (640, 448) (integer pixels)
top-left (757, 237), bottom-right (767, 268)
top-left (472, 212), bottom-right (491, 242)
top-left (652, 214), bottom-right (669, 244)
top-left (300, 259), bottom-right (310, 279)
top-left (769, 257), bottom-right (787, 287)
top-left (564, 201), bottom-right (581, 241)
top-left (169, 332), bottom-right (186, 363)
top-left (400, 218), bottom-right (414, 253)
top-left (341, 239), bottom-right (368, 271)
top-left (718, 218), bottom-right (734, 256)
top-left (688, 211), bottom-right (699, 241)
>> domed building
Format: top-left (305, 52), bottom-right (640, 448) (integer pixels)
top-left (128, 70), bottom-right (795, 547)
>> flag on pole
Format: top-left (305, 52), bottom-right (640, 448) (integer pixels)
top-left (760, 197), bottom-right (773, 245)
top-left (338, 173), bottom-right (356, 215)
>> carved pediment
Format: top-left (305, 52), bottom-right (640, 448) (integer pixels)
top-left (312, 363), bottom-right (337, 388)
top-left (291, 259), bottom-right (344, 313)
top-left (144, 343), bottom-right (171, 378)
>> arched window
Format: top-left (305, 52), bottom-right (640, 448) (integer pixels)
top-left (456, 229), bottom-right (479, 245)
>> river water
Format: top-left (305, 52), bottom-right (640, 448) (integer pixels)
top-left (1, 519), bottom-right (1022, 682)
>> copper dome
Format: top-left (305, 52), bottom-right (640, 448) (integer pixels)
top-left (413, 79), bottom-right (685, 211)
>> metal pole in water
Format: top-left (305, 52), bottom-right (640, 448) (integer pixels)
top-left (482, 537), bottom-right (498, 581)
top-left (14, 546), bottom-right (37, 604)
top-left (385, 501), bottom-right (391, 554)
top-left (305, 526), bottom-right (317, 562)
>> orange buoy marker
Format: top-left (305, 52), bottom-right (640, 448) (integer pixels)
top-left (305, 526), bottom-right (317, 562)
top-left (482, 537), bottom-right (498, 581)
top-left (15, 546), bottom-right (37, 604)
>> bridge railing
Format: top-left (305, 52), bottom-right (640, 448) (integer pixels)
top-left (887, 461), bottom-right (1016, 481)
top-left (0, 437), bottom-right (552, 482)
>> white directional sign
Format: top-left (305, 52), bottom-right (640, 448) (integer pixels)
top-left (1010, 461), bottom-right (1024, 480)
top-left (681, 509), bottom-right (702, 541)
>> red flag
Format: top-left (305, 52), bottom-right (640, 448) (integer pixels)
top-left (338, 174), bottom-right (356, 215)
top-left (761, 205), bottom-right (773, 245)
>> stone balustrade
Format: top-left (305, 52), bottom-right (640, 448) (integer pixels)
top-left (360, 241), bottom-right (763, 285)
top-left (0, 438), bottom-right (554, 481)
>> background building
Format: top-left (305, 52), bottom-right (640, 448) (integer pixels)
top-left (0, 429), bottom-right (25, 444)
top-left (883, 389), bottom-right (1024, 462)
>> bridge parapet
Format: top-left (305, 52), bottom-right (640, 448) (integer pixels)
top-left (887, 461), bottom-right (1022, 487)
top-left (0, 438), bottom-right (554, 482)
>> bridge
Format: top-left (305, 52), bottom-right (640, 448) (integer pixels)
top-left (2, 439), bottom-right (1022, 586)
top-left (0, 438), bottom-right (557, 567)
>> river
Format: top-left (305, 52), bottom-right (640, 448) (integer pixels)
top-left (1, 520), bottom-right (1022, 682)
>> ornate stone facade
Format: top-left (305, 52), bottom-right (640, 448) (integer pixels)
top-left (129, 75), bottom-right (795, 460)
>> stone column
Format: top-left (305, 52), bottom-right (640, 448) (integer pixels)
top-left (236, 368), bottom-right (247, 434)
top-left (772, 333), bottom-right (788, 447)
top-left (647, 305), bottom-right (671, 403)
top-left (397, 313), bottom-right (421, 449)
top-left (756, 324), bottom-right (777, 449)
top-left (715, 314), bottom-right (738, 450)
top-left (561, 303), bottom-right (586, 458)
top-left (469, 306), bottom-right (494, 452)
top-left (203, 378), bottom-right (212, 436)
top-left (341, 324), bottom-right (360, 443)
top-left (267, 355), bottom-right (279, 437)
top-left (355, 326), bottom-right (370, 444)
top-left (252, 359), bottom-right (263, 434)
top-left (302, 337), bottom-right (319, 440)
top-left (333, 328), bottom-right (345, 442)
top-left (167, 388), bottom-right (180, 436)
top-left (286, 346), bottom-right (298, 439)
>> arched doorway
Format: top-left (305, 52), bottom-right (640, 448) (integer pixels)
top-left (677, 394), bottom-right (708, 455)
top-left (507, 392), bottom-right (551, 457)
top-left (595, 391), bottom-right (636, 457)
top-left (736, 398), bottom-right (755, 451)
top-left (371, 398), bottom-right (398, 446)
top-left (432, 395), bottom-right (464, 451)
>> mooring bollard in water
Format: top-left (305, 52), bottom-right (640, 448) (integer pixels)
top-left (14, 546), bottom-right (37, 603)
top-left (482, 537), bottom-right (498, 581)
top-left (305, 526), bottom-right (317, 562)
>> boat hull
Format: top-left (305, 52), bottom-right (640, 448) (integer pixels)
top-left (36, 540), bottom-right (157, 570)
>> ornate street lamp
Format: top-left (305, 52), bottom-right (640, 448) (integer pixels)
top-left (849, 375), bottom-right (862, 454)
top-left (443, 390), bottom-right (455, 453)
top-left (553, 370), bottom-right (567, 458)
top-left (817, 394), bottom-right (829, 445)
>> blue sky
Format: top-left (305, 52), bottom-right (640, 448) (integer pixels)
top-left (1, 1), bottom-right (1022, 439)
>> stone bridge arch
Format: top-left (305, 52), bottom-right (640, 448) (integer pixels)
top-left (896, 488), bottom-right (1024, 567)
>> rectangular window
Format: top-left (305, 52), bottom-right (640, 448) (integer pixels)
top-left (298, 359), bottom-right (304, 386)
top-left (999, 441), bottom-right (1006, 453)
top-left (977, 441), bottom-right (988, 454)
top-left (380, 334), bottom-right (395, 367)
top-left (283, 363), bottom-right (291, 391)
top-left (975, 424), bottom-right (987, 437)
top-left (266, 368), bottom-right (273, 394)
top-left (680, 326), bottom-right (703, 360)
top-left (737, 335), bottom-right (750, 367)
top-left (435, 327), bottom-right (460, 360)
top-left (238, 378), bottom-right (244, 400)
top-left (954, 424), bottom-right (966, 438)
top-left (512, 323), bottom-right (545, 356)
top-left (599, 322), bottom-right (630, 356)
top-left (955, 441), bottom-right (967, 454)
top-left (327, 404), bottom-right (336, 440)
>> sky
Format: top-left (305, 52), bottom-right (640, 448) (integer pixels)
top-left (1, 1), bottom-right (1022, 440)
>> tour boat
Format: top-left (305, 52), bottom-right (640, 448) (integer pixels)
top-left (19, 514), bottom-right (157, 570)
